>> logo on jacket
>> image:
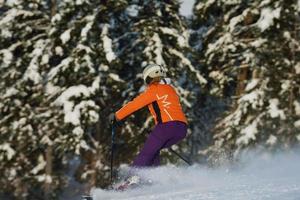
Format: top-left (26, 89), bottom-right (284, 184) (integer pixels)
top-left (156, 94), bottom-right (171, 108)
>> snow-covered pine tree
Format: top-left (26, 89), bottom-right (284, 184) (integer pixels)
top-left (0, 0), bottom-right (55, 198)
top-left (194, 0), bottom-right (300, 161)
top-left (0, 0), bottom-right (131, 197)
top-left (188, 0), bottom-right (233, 162)
top-left (115, 0), bottom-right (207, 164)
top-left (46, 0), bottom-right (131, 191)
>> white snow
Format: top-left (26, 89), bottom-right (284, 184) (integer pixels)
top-left (2, 11), bottom-right (28, 39)
top-left (1, 28), bottom-right (12, 38)
top-left (250, 38), bottom-right (267, 48)
top-left (228, 9), bottom-right (251, 32)
top-left (37, 174), bottom-right (52, 183)
top-left (54, 86), bottom-right (94, 125)
top-left (92, 151), bottom-right (300, 200)
top-left (23, 39), bottom-right (49, 84)
top-left (72, 126), bottom-right (84, 136)
top-left (41, 135), bottom-right (53, 146)
top-left (74, 45), bottom-right (95, 72)
top-left (223, 0), bottom-right (242, 5)
top-left (76, 0), bottom-right (84, 5)
top-left (12, 117), bottom-right (27, 130)
top-left (45, 82), bottom-right (61, 96)
top-left (99, 64), bottom-right (109, 71)
top-left (55, 46), bottom-right (64, 56)
top-left (0, 49), bottom-right (13, 67)
top-left (76, 44), bottom-right (93, 54)
top-left (238, 90), bottom-right (264, 109)
top-left (3, 87), bottom-right (18, 98)
top-left (280, 80), bottom-right (291, 94)
top-left (180, 30), bottom-right (190, 48)
top-left (60, 29), bottom-right (72, 44)
top-left (295, 62), bottom-right (300, 74)
top-left (41, 54), bottom-right (49, 65)
top-left (294, 101), bottom-right (300, 116)
top-left (8, 169), bottom-right (16, 181)
top-left (236, 119), bottom-right (258, 145)
top-left (51, 14), bottom-right (62, 23)
top-left (48, 57), bottom-right (73, 80)
top-left (0, 143), bottom-right (16, 160)
top-left (268, 98), bottom-right (286, 120)
top-left (23, 68), bottom-right (41, 84)
top-left (81, 15), bottom-right (95, 40)
top-left (195, 0), bottom-right (215, 11)
top-left (160, 27), bottom-right (188, 47)
top-left (0, 8), bottom-right (32, 27)
top-left (31, 155), bottom-right (46, 175)
top-left (174, 85), bottom-right (192, 108)
top-left (266, 134), bottom-right (277, 145)
top-left (169, 48), bottom-right (207, 85)
top-left (109, 73), bottom-right (124, 82)
top-left (259, 0), bottom-right (271, 7)
top-left (80, 140), bottom-right (90, 150)
top-left (101, 24), bottom-right (116, 63)
top-left (232, 110), bottom-right (243, 126)
top-left (90, 76), bottom-right (100, 94)
top-left (209, 71), bottom-right (226, 86)
top-left (256, 7), bottom-right (281, 32)
top-left (126, 5), bottom-right (139, 17)
top-left (88, 110), bottom-right (99, 122)
top-left (283, 31), bottom-right (291, 40)
top-left (294, 120), bottom-right (300, 128)
top-left (245, 79), bottom-right (259, 92)
top-left (143, 33), bottom-right (165, 66)
top-left (206, 33), bottom-right (232, 56)
top-left (5, 0), bottom-right (21, 6)
top-left (54, 76), bottom-right (100, 125)
top-left (152, 33), bottom-right (165, 66)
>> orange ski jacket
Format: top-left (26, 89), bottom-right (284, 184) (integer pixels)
top-left (115, 81), bottom-right (187, 124)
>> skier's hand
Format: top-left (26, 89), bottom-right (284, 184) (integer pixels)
top-left (109, 113), bottom-right (116, 125)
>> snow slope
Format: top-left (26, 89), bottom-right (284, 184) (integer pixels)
top-left (92, 150), bottom-right (300, 200)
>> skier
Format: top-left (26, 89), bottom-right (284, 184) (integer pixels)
top-left (109, 64), bottom-right (188, 189)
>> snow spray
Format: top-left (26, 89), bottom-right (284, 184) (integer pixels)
top-left (92, 149), bottom-right (300, 200)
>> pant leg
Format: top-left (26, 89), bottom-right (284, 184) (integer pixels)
top-left (132, 121), bottom-right (187, 167)
top-left (132, 126), bottom-right (165, 167)
top-left (151, 151), bottom-right (160, 166)
top-left (163, 130), bottom-right (186, 148)
top-left (150, 122), bottom-right (186, 166)
top-left (162, 121), bottom-right (187, 148)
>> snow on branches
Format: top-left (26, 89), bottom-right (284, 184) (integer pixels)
top-left (194, 0), bottom-right (300, 159)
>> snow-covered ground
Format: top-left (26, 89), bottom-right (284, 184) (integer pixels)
top-left (92, 150), bottom-right (300, 200)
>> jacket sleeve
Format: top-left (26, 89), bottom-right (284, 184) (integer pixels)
top-left (115, 87), bottom-right (155, 121)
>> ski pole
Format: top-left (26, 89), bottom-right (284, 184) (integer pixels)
top-left (110, 123), bottom-right (116, 184)
top-left (168, 147), bottom-right (192, 166)
top-left (145, 129), bottom-right (192, 166)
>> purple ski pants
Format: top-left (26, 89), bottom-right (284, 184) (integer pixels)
top-left (132, 121), bottom-right (187, 167)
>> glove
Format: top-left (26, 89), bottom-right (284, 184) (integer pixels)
top-left (109, 113), bottom-right (117, 125)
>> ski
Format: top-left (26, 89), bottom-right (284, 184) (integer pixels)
top-left (81, 195), bottom-right (93, 200)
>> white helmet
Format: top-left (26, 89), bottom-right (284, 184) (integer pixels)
top-left (142, 64), bottom-right (166, 83)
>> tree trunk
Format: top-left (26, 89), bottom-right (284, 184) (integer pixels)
top-left (235, 64), bottom-right (249, 97)
top-left (85, 122), bottom-right (102, 193)
top-left (44, 145), bottom-right (53, 200)
top-left (51, 0), bottom-right (56, 17)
